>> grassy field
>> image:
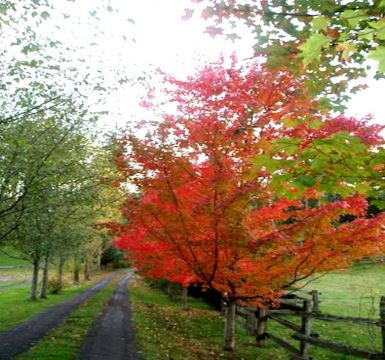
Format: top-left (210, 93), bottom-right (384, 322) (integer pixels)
top-left (0, 247), bottom-right (30, 267)
top-left (296, 262), bottom-right (385, 317)
top-left (0, 271), bottom-right (111, 332)
top-left (16, 277), bottom-right (120, 360)
top-left (293, 262), bottom-right (385, 359)
top-left (131, 263), bottom-right (385, 360)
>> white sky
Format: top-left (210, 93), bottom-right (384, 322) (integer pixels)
top-left (35, 0), bottom-right (385, 128)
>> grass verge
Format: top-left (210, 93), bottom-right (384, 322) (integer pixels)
top-left (0, 272), bottom-right (112, 332)
top-left (131, 279), bottom-right (287, 360)
top-left (16, 277), bottom-right (119, 360)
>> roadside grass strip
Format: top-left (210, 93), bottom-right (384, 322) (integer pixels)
top-left (16, 279), bottom-right (120, 360)
top-left (0, 272), bottom-right (113, 332)
top-left (130, 279), bottom-right (287, 360)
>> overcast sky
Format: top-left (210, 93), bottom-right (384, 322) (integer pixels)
top-left (41, 0), bottom-right (385, 129)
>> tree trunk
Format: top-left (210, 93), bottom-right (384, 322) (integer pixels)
top-left (224, 300), bottom-right (236, 351)
top-left (40, 250), bottom-right (51, 299)
top-left (73, 255), bottom-right (80, 284)
top-left (84, 258), bottom-right (91, 281)
top-left (57, 254), bottom-right (66, 289)
top-left (30, 258), bottom-right (40, 301)
top-left (95, 253), bottom-right (101, 272)
top-left (182, 286), bottom-right (189, 310)
top-left (167, 281), bottom-right (172, 298)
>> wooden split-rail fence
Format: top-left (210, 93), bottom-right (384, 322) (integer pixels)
top-left (233, 291), bottom-right (385, 359)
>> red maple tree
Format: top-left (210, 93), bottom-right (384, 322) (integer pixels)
top-left (115, 58), bottom-right (385, 350)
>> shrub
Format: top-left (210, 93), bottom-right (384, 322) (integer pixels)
top-left (48, 278), bottom-right (63, 294)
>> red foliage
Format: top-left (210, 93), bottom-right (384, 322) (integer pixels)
top-left (115, 58), bottom-right (385, 306)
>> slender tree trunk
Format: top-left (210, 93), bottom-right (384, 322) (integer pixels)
top-left (224, 300), bottom-right (236, 351)
top-left (58, 254), bottom-right (66, 289)
top-left (95, 253), bottom-right (101, 272)
top-left (167, 282), bottom-right (172, 299)
top-left (182, 286), bottom-right (189, 310)
top-left (40, 250), bottom-right (51, 299)
top-left (84, 258), bottom-right (91, 281)
top-left (30, 257), bottom-right (40, 301)
top-left (73, 254), bottom-right (80, 284)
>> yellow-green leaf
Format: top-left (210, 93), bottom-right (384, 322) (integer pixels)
top-left (298, 33), bottom-right (330, 67)
top-left (340, 9), bottom-right (368, 27)
top-left (368, 46), bottom-right (385, 72)
top-left (312, 16), bottom-right (329, 32)
top-left (368, 20), bottom-right (385, 30)
top-left (358, 29), bottom-right (374, 41)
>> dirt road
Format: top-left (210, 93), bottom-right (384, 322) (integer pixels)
top-left (78, 271), bottom-right (140, 360)
top-left (0, 272), bottom-right (119, 360)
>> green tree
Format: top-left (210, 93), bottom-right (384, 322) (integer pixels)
top-left (194, 0), bottom-right (385, 110)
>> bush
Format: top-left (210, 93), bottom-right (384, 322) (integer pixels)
top-left (48, 278), bottom-right (63, 294)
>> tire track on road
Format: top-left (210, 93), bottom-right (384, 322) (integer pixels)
top-left (78, 271), bottom-right (140, 360)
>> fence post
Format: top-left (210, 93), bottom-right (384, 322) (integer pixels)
top-left (256, 307), bottom-right (268, 347)
top-left (300, 300), bottom-right (313, 359)
top-left (380, 296), bottom-right (385, 359)
top-left (310, 290), bottom-right (320, 313)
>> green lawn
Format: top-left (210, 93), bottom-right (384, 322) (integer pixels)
top-left (293, 262), bottom-right (385, 359)
top-left (0, 247), bottom-right (30, 267)
top-left (297, 262), bottom-right (385, 317)
top-left (0, 272), bottom-right (112, 332)
top-left (131, 263), bottom-right (385, 360)
top-left (17, 279), bottom-right (119, 360)
top-left (131, 280), bottom-right (287, 360)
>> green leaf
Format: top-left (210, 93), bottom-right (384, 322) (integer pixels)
top-left (377, 28), bottom-right (385, 41)
top-left (371, 199), bottom-right (385, 210)
top-left (312, 16), bottom-right (329, 32)
top-left (368, 21), bottom-right (385, 40)
top-left (21, 43), bottom-right (40, 54)
top-left (368, 46), bottom-right (385, 73)
top-left (272, 138), bottom-right (301, 155)
top-left (265, 43), bottom-right (292, 69)
top-left (298, 34), bottom-right (330, 67)
top-left (340, 9), bottom-right (368, 27)
top-left (358, 29), bottom-right (374, 41)
top-left (40, 11), bottom-right (49, 20)
top-left (369, 20), bottom-right (385, 30)
top-left (226, 33), bottom-right (241, 42)
top-left (294, 175), bottom-right (317, 188)
top-left (338, 31), bottom-right (349, 42)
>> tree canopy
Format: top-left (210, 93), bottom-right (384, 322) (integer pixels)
top-left (114, 58), bottom-right (385, 350)
top-left (190, 0), bottom-right (385, 110)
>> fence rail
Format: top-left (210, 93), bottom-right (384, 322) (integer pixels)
top-left (234, 291), bottom-right (385, 359)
